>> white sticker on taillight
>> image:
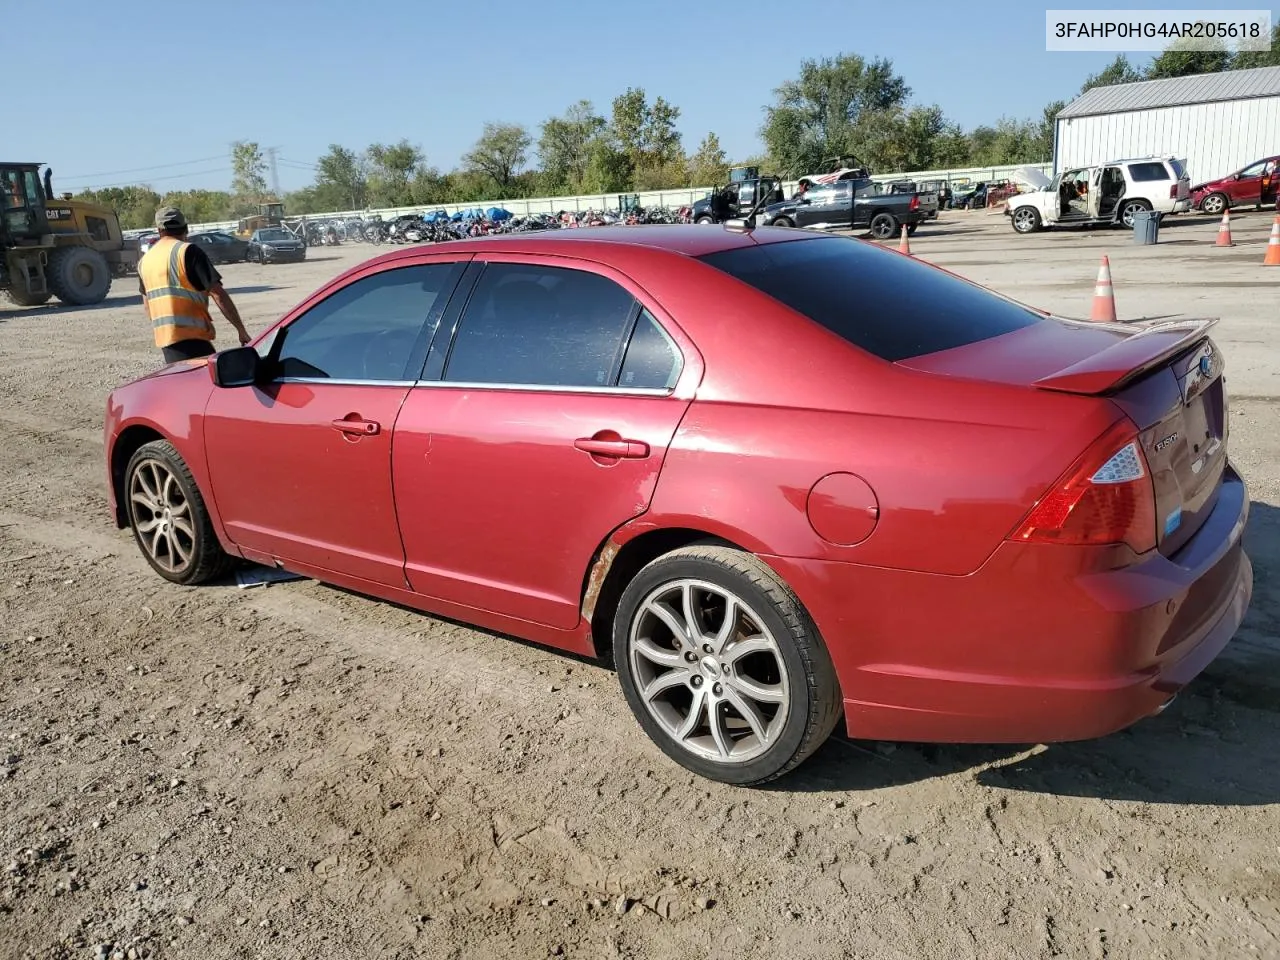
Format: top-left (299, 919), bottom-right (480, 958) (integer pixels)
top-left (1090, 442), bottom-right (1145, 484)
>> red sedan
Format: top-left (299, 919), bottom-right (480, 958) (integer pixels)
top-left (102, 225), bottom-right (1253, 785)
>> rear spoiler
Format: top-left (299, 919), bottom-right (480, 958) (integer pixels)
top-left (1033, 317), bottom-right (1219, 395)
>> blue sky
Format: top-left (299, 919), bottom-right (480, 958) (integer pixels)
top-left (27, 0), bottom-right (1277, 195)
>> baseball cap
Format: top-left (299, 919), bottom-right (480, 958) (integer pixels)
top-left (154, 206), bottom-right (187, 229)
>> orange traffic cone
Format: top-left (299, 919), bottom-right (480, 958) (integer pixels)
top-left (1264, 216), bottom-right (1280, 266)
top-left (1215, 209), bottom-right (1234, 246)
top-left (1090, 255), bottom-right (1117, 322)
top-left (898, 224), bottom-right (911, 255)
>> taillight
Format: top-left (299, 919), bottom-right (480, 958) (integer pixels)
top-left (1169, 184), bottom-right (1178, 198)
top-left (909, 195), bottom-right (920, 211)
top-left (1010, 420), bottom-right (1156, 553)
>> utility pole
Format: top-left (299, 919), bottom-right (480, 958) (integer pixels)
top-left (266, 146), bottom-right (280, 198)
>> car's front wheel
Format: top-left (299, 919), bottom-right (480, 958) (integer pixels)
top-left (125, 439), bottom-right (233, 585)
top-left (613, 544), bottom-right (842, 786)
top-left (1200, 192), bottom-right (1228, 217)
top-left (1011, 206), bottom-right (1042, 233)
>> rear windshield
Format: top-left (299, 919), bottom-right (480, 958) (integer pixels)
top-left (697, 235), bottom-right (1043, 362)
top-left (1167, 157), bottom-right (1187, 179)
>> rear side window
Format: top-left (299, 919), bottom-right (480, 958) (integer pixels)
top-left (444, 263), bottom-right (638, 388)
top-left (1128, 162), bottom-right (1171, 182)
top-left (619, 310), bottom-right (681, 390)
top-left (698, 236), bottom-right (1042, 362)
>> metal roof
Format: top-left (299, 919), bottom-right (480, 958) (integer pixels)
top-left (1058, 65), bottom-right (1280, 119)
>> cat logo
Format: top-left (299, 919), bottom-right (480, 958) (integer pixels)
top-left (45, 207), bottom-right (74, 221)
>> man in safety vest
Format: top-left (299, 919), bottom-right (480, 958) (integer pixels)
top-left (137, 205), bottom-right (250, 363)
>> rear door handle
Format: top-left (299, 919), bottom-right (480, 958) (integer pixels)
top-left (574, 437), bottom-right (650, 459)
top-left (331, 417), bottom-right (380, 436)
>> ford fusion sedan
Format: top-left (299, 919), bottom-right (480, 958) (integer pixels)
top-left (102, 225), bottom-right (1253, 785)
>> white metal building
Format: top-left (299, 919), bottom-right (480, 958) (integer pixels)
top-left (1054, 65), bottom-right (1280, 184)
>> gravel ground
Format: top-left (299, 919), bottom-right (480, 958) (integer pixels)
top-left (2, 211), bottom-right (1278, 960)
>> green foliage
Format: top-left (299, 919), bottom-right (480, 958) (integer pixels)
top-left (462, 122), bottom-right (533, 193)
top-left (230, 141), bottom-right (268, 213)
top-left (687, 133), bottom-right (730, 188)
top-left (1233, 25), bottom-right (1280, 68)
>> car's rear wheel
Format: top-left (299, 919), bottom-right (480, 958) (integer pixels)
top-left (125, 440), bottom-right (233, 586)
top-left (1119, 199), bottom-right (1150, 229)
top-left (1011, 206), bottom-right (1042, 233)
top-left (613, 544), bottom-right (842, 786)
top-left (1200, 192), bottom-right (1228, 217)
top-left (695, 215), bottom-right (715, 225)
top-left (869, 213), bottom-right (898, 240)
top-left (771, 216), bottom-right (794, 228)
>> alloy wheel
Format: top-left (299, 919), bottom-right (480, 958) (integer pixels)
top-left (627, 578), bottom-right (791, 765)
top-left (128, 459), bottom-right (195, 573)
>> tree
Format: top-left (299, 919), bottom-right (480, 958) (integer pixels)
top-left (761, 53), bottom-right (911, 177)
top-left (688, 133), bottom-right (730, 186)
top-left (73, 185), bottom-right (163, 231)
top-left (607, 88), bottom-right (685, 186)
top-left (365, 139), bottom-right (425, 207)
top-left (1079, 55), bottom-right (1144, 93)
top-left (159, 189), bottom-right (233, 224)
top-left (1146, 43), bottom-right (1232, 79)
top-left (463, 122), bottom-right (532, 193)
top-left (230, 141), bottom-right (268, 207)
top-left (315, 144), bottom-right (368, 210)
top-left (538, 101), bottom-right (606, 193)
top-left (1233, 24), bottom-right (1280, 69)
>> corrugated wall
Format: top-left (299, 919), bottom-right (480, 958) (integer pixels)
top-left (1054, 96), bottom-right (1280, 183)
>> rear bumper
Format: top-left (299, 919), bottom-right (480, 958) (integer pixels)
top-left (1172, 198), bottom-right (1191, 213)
top-left (764, 464), bottom-right (1253, 743)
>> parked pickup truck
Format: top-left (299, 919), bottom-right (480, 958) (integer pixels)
top-left (757, 177), bottom-right (936, 238)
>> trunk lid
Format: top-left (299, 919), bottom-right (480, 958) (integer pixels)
top-left (900, 316), bottom-right (1227, 556)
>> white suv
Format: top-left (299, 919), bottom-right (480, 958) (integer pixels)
top-left (1007, 157), bottom-right (1191, 234)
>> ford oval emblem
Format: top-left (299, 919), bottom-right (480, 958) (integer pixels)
top-left (1199, 355), bottom-right (1213, 376)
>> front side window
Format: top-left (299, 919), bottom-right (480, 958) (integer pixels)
top-left (443, 262), bottom-right (638, 388)
top-left (275, 262), bottom-right (461, 381)
top-left (1238, 161), bottom-right (1266, 179)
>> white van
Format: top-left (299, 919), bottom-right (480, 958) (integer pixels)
top-left (1007, 157), bottom-right (1192, 234)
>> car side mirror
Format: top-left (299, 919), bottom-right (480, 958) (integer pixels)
top-left (210, 345), bottom-right (261, 388)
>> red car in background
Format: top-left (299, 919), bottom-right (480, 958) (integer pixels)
top-left (1191, 155), bottom-right (1280, 215)
top-left (101, 225), bottom-right (1253, 786)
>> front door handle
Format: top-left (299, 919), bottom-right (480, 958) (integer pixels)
top-left (331, 416), bottom-right (380, 436)
top-left (574, 436), bottom-right (650, 459)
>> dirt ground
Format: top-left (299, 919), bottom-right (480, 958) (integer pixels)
top-left (2, 211), bottom-right (1279, 960)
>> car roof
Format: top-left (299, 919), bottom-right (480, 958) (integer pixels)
top-left (350, 224), bottom-right (808, 266)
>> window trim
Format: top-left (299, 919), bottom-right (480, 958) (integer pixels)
top-left (418, 255), bottom-right (688, 397)
top-left (265, 258), bottom-right (469, 385)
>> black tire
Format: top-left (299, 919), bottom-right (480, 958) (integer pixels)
top-left (1118, 199), bottom-right (1150, 229)
top-left (612, 544), bottom-right (842, 786)
top-left (125, 439), bottom-right (234, 586)
top-left (1, 287), bottom-right (52, 307)
top-left (695, 215), bottom-right (715, 225)
top-left (1010, 205), bottom-right (1042, 234)
top-left (48, 246), bottom-right (112, 306)
top-left (1200, 192), bottom-right (1228, 217)
top-left (869, 213), bottom-right (897, 240)
top-left (771, 216), bottom-right (794, 228)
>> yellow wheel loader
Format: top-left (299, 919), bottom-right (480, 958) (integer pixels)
top-left (1, 163), bottom-right (138, 308)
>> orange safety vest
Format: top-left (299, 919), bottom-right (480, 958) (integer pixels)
top-left (138, 236), bottom-right (214, 348)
